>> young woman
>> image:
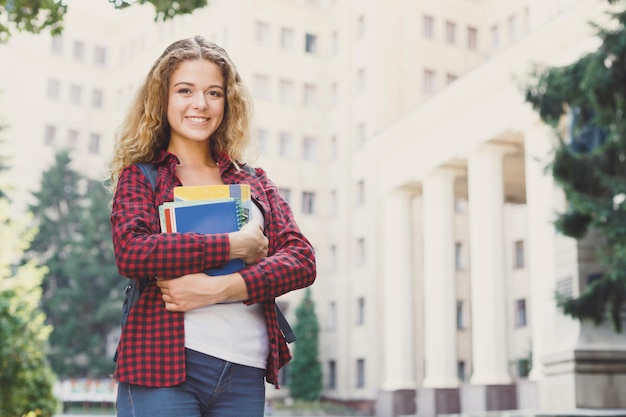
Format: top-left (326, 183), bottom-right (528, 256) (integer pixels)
top-left (109, 35), bottom-right (316, 417)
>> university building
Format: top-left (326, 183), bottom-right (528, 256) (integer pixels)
top-left (1, 0), bottom-right (625, 415)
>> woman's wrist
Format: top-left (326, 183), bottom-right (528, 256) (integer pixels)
top-left (227, 230), bottom-right (245, 259)
top-left (214, 272), bottom-right (249, 302)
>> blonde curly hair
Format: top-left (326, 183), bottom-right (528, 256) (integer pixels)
top-left (109, 36), bottom-right (253, 190)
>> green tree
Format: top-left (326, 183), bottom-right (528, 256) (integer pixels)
top-left (524, 0), bottom-right (626, 330)
top-left (0, 177), bottom-right (57, 416)
top-left (55, 180), bottom-right (124, 375)
top-left (288, 288), bottom-right (323, 401)
top-left (24, 150), bottom-right (123, 376)
top-left (0, 0), bottom-right (208, 41)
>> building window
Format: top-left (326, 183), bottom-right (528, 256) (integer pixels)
top-left (356, 179), bottom-right (365, 206)
top-left (119, 45), bottom-right (127, 65)
top-left (278, 131), bottom-right (294, 157)
top-left (328, 360), bottom-right (337, 389)
top-left (330, 31), bottom-right (338, 55)
top-left (356, 237), bottom-right (366, 266)
top-left (303, 84), bottom-right (318, 108)
top-left (328, 301), bottom-right (337, 330)
top-left (330, 83), bottom-right (338, 107)
top-left (129, 39), bottom-right (137, 58)
top-left (256, 129), bottom-right (269, 155)
top-left (445, 21), bottom-right (456, 44)
top-left (94, 45), bottom-right (107, 66)
top-left (518, 358), bottom-right (530, 378)
top-left (467, 26), bottom-right (478, 50)
top-left (455, 242), bottom-right (464, 270)
top-left (508, 15), bottom-right (518, 41)
top-left (357, 15), bottom-right (365, 38)
top-left (255, 21), bottom-right (271, 46)
top-left (47, 79), bottom-right (61, 99)
top-left (67, 129), bottom-right (79, 147)
top-left (303, 136), bottom-right (317, 161)
top-left (423, 69), bottom-right (436, 95)
top-left (302, 191), bottom-right (316, 214)
top-left (356, 297), bottom-right (365, 325)
top-left (356, 123), bottom-right (366, 147)
top-left (89, 133), bottom-right (100, 154)
top-left (279, 79), bottom-right (295, 105)
top-left (356, 68), bottom-right (365, 93)
top-left (446, 73), bottom-right (458, 85)
top-left (423, 15), bottom-right (434, 39)
top-left (70, 84), bottom-right (82, 105)
top-left (458, 361), bottom-right (466, 382)
top-left (356, 359), bottom-right (365, 388)
top-left (330, 189), bottom-right (337, 216)
top-left (91, 88), bottom-right (103, 108)
top-left (329, 244), bottom-right (337, 271)
top-left (514, 240), bottom-right (524, 268)
top-left (253, 74), bottom-right (270, 101)
top-left (456, 300), bottom-right (465, 329)
top-left (330, 136), bottom-right (338, 161)
top-left (491, 24), bottom-right (500, 49)
top-left (516, 299), bottom-right (527, 327)
top-left (278, 187), bottom-right (291, 205)
top-left (280, 27), bottom-right (294, 50)
top-left (44, 125), bottom-right (57, 146)
top-left (305, 33), bottom-right (317, 54)
top-left (73, 40), bottom-right (85, 60)
top-left (51, 35), bottom-right (63, 55)
top-left (86, 179), bottom-right (100, 195)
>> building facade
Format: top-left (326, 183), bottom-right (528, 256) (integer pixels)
top-left (1, 0), bottom-right (625, 416)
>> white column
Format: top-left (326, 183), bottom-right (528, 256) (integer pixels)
top-left (524, 124), bottom-right (556, 381)
top-left (467, 144), bottom-right (512, 385)
top-left (422, 169), bottom-right (458, 388)
top-left (381, 188), bottom-right (416, 390)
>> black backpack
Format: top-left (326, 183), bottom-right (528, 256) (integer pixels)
top-left (115, 163), bottom-right (296, 362)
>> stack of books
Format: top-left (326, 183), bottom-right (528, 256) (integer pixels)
top-left (158, 184), bottom-right (251, 275)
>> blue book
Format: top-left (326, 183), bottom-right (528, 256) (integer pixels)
top-left (170, 199), bottom-right (245, 276)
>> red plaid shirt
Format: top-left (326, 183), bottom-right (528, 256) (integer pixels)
top-left (110, 150), bottom-right (316, 388)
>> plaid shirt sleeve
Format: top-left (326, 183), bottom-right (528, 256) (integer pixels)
top-left (237, 166), bottom-right (317, 304)
top-left (111, 164), bottom-right (232, 279)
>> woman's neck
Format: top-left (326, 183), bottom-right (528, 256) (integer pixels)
top-left (168, 141), bottom-right (217, 168)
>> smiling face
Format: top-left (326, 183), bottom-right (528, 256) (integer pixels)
top-left (167, 59), bottom-right (225, 146)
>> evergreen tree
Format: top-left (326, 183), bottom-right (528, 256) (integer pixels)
top-left (25, 150), bottom-right (123, 376)
top-left (288, 288), bottom-right (323, 401)
top-left (524, 0), bottom-right (626, 330)
top-left (0, 156), bottom-right (57, 416)
top-left (49, 180), bottom-right (124, 376)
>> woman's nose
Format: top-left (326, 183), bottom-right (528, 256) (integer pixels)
top-left (193, 93), bottom-right (208, 108)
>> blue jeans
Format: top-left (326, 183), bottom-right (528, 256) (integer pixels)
top-left (116, 349), bottom-right (266, 417)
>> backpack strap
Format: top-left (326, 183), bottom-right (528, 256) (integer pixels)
top-left (114, 164), bottom-right (157, 362)
top-left (242, 164), bottom-right (256, 177)
top-left (137, 162), bottom-right (158, 190)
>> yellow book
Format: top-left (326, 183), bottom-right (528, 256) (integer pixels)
top-left (173, 184), bottom-right (252, 223)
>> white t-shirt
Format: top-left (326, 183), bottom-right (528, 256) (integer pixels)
top-left (184, 202), bottom-right (269, 369)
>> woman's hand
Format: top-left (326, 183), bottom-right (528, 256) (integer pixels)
top-left (228, 220), bottom-right (268, 264)
top-left (156, 272), bottom-right (249, 312)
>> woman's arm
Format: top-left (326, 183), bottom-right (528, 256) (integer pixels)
top-left (155, 272), bottom-right (249, 312)
top-left (238, 168), bottom-right (317, 304)
top-left (111, 165), bottom-right (233, 279)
